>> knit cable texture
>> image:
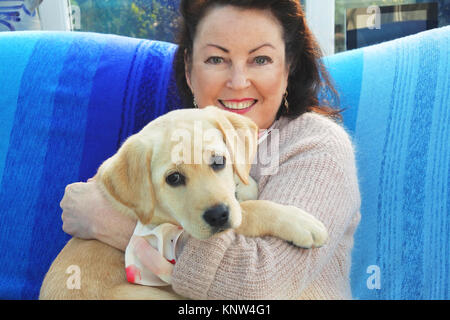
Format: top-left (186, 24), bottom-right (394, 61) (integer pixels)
top-left (171, 112), bottom-right (361, 300)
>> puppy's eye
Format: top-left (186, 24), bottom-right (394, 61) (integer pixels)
top-left (166, 172), bottom-right (186, 187)
top-left (210, 155), bottom-right (226, 171)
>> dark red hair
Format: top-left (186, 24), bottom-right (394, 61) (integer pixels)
top-left (174, 0), bottom-right (342, 121)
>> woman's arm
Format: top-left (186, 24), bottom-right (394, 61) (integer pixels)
top-left (61, 180), bottom-right (183, 280)
top-left (170, 116), bottom-right (361, 299)
top-left (61, 179), bottom-right (136, 251)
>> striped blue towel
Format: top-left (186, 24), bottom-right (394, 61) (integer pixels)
top-left (0, 26), bottom-right (448, 299)
top-left (0, 31), bottom-right (181, 299)
top-left (326, 26), bottom-right (449, 300)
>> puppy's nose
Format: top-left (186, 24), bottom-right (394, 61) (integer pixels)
top-left (203, 204), bottom-right (229, 228)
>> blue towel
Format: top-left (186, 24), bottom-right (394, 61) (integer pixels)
top-left (0, 31), bottom-right (181, 299)
top-left (326, 26), bottom-right (449, 300)
top-left (0, 27), bottom-right (448, 300)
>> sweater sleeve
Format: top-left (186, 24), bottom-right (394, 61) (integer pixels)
top-left (171, 115), bottom-right (361, 299)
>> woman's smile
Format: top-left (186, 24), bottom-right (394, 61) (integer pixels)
top-left (218, 98), bottom-right (258, 114)
top-left (185, 6), bottom-right (289, 129)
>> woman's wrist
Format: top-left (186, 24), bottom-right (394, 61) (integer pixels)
top-left (93, 207), bottom-right (137, 252)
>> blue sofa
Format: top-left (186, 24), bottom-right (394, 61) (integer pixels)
top-left (0, 27), bottom-right (448, 300)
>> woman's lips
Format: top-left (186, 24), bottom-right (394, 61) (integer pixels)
top-left (225, 98), bottom-right (255, 103)
top-left (218, 99), bottom-right (257, 114)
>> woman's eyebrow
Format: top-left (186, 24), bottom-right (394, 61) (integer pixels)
top-left (205, 44), bottom-right (229, 52)
top-left (204, 43), bottom-right (275, 53)
top-left (249, 43), bottom-right (275, 53)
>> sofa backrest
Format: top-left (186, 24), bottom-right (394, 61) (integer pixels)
top-left (0, 27), bottom-right (448, 299)
top-left (0, 31), bottom-right (181, 299)
top-left (326, 26), bottom-right (449, 300)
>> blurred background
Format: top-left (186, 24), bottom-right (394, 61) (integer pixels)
top-left (1, 0), bottom-right (449, 55)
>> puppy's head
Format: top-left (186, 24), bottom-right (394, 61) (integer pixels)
top-left (95, 134), bottom-right (155, 225)
top-left (95, 106), bottom-right (258, 239)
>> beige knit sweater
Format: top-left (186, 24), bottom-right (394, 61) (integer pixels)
top-left (171, 112), bottom-right (361, 300)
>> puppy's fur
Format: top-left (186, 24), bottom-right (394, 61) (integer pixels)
top-left (40, 106), bottom-right (327, 300)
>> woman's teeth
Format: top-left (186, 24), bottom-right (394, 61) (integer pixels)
top-left (220, 100), bottom-right (255, 110)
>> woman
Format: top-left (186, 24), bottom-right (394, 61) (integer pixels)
top-left (61, 0), bottom-right (361, 299)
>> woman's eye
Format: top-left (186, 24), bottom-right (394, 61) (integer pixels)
top-left (166, 172), bottom-right (186, 187)
top-left (254, 56), bottom-right (272, 65)
top-left (206, 56), bottom-right (224, 64)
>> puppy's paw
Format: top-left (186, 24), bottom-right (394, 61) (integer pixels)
top-left (234, 175), bottom-right (258, 202)
top-left (278, 211), bottom-right (328, 249)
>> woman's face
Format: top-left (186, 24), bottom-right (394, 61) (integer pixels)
top-left (185, 6), bottom-right (290, 129)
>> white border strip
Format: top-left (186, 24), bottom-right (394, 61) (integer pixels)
top-left (305, 0), bottom-right (335, 56)
top-left (38, 0), bottom-right (71, 31)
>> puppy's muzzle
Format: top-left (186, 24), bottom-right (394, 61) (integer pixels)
top-left (203, 204), bottom-right (230, 229)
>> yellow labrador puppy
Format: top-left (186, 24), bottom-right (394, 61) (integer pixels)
top-left (40, 106), bottom-right (327, 300)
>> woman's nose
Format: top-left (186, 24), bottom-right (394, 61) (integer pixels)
top-left (226, 65), bottom-right (250, 90)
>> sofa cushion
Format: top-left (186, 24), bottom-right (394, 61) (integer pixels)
top-left (0, 26), bottom-right (448, 300)
top-left (326, 26), bottom-right (449, 300)
top-left (0, 31), bottom-right (181, 299)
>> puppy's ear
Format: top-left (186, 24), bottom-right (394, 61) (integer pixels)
top-left (212, 107), bottom-right (258, 184)
top-left (95, 136), bottom-right (155, 225)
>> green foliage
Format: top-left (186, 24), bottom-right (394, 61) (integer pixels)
top-left (70, 0), bottom-right (180, 42)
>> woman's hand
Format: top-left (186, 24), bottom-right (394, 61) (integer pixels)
top-left (129, 236), bottom-right (175, 284)
top-left (60, 178), bottom-right (136, 251)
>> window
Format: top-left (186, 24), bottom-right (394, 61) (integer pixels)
top-left (68, 1), bottom-right (305, 44)
top-left (334, 0), bottom-right (450, 53)
top-left (70, 0), bottom-right (180, 42)
top-left (28, 0), bottom-right (449, 54)
top-left (304, 0), bottom-right (448, 54)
